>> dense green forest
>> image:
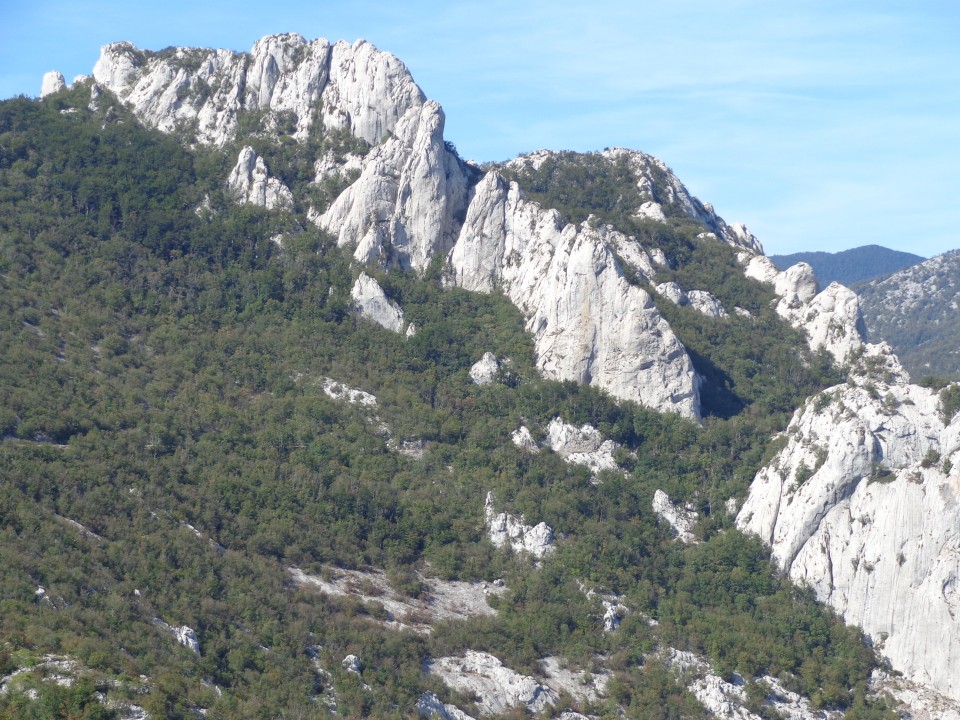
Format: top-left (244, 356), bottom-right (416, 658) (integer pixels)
top-left (0, 86), bottom-right (893, 718)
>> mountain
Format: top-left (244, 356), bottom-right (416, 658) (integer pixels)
top-left (2, 33), bottom-right (958, 719)
top-left (857, 250), bottom-right (960, 380)
top-left (769, 245), bottom-right (923, 287)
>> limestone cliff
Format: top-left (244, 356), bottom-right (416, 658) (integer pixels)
top-left (92, 33), bottom-right (424, 146)
top-left (738, 343), bottom-right (960, 701)
top-left (318, 101), bottom-right (475, 272)
top-left (447, 172), bottom-right (701, 419)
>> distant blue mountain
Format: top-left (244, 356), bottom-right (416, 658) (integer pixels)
top-left (769, 244), bottom-right (924, 287)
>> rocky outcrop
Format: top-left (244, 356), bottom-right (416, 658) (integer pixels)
top-left (652, 489), bottom-right (698, 543)
top-left (341, 654), bottom-right (362, 674)
top-left (469, 352), bottom-right (500, 385)
top-left (871, 670), bottom-right (960, 720)
top-left (668, 650), bottom-right (827, 720)
top-left (154, 618), bottom-right (200, 654)
top-left (448, 172), bottom-right (701, 419)
top-left (484, 492), bottom-right (554, 558)
top-left (318, 101), bottom-right (473, 272)
top-left (508, 149), bottom-right (764, 254)
top-left (426, 651), bottom-right (559, 716)
top-left (738, 343), bottom-right (960, 701)
top-left (417, 692), bottom-right (477, 720)
top-left (655, 282), bottom-right (728, 318)
top-left (226, 146), bottom-right (293, 209)
top-left (511, 426), bottom-right (539, 453)
top-left (351, 273), bottom-right (406, 333)
top-left (290, 566), bottom-right (503, 635)
top-left (743, 255), bottom-right (864, 364)
top-left (321, 378), bottom-right (377, 406)
top-left (92, 34), bottom-right (425, 146)
top-left (546, 418), bottom-right (620, 476)
top-left (41, 71), bottom-right (66, 97)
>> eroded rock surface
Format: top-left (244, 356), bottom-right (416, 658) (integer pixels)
top-left (469, 352), bottom-right (500, 385)
top-left (484, 492), bottom-right (554, 558)
top-left (742, 255), bottom-right (863, 364)
top-left (655, 282), bottom-right (728, 318)
top-left (546, 418), bottom-right (620, 476)
top-left (652, 489), bottom-right (698, 544)
top-left (92, 34), bottom-right (424, 146)
top-left (511, 426), bottom-right (540, 453)
top-left (290, 566), bottom-right (503, 635)
top-left (226, 146), bottom-right (293, 210)
top-left (426, 651), bottom-right (559, 716)
top-left (448, 172), bottom-right (701, 419)
top-left (319, 101), bottom-right (474, 272)
top-left (738, 343), bottom-right (960, 701)
top-left (41, 71), bottom-right (67, 97)
top-left (351, 272), bottom-right (406, 333)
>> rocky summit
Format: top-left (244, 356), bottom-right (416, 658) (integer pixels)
top-left (5, 31), bottom-right (959, 719)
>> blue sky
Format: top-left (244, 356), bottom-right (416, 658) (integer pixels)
top-left (2, 1), bottom-right (958, 257)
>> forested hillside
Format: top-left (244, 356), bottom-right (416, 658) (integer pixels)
top-left (769, 245), bottom-right (922, 287)
top-left (857, 250), bottom-right (960, 380)
top-left (0, 80), bottom-right (894, 719)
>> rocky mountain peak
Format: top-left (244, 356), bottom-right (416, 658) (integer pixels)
top-left (91, 33), bottom-right (425, 146)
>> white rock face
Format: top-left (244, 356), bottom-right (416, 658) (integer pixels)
top-left (448, 172), bottom-right (701, 419)
top-left (319, 101), bottom-right (473, 272)
top-left (511, 426), bottom-right (540, 453)
top-left (470, 352), bottom-right (500, 385)
top-left (652, 489), bottom-right (698, 544)
top-left (321, 378), bottom-right (377, 406)
top-left (655, 283), bottom-right (728, 318)
top-left (341, 654), bottom-right (362, 674)
top-left (92, 34), bottom-right (425, 146)
top-left (636, 200), bottom-right (667, 223)
top-left (351, 273), bottom-right (406, 333)
top-left (41, 71), bottom-right (66, 97)
top-left (538, 656), bottom-right (610, 702)
top-left (426, 651), bottom-right (559, 716)
top-left (547, 418), bottom-right (620, 476)
top-left (417, 692), bottom-right (477, 720)
top-left (780, 282), bottom-right (864, 364)
top-left (687, 290), bottom-right (728, 319)
top-left (871, 670), bottom-right (960, 720)
top-left (484, 492), bottom-right (554, 558)
top-left (315, 149), bottom-right (364, 182)
top-left (602, 599), bottom-right (629, 632)
top-left (742, 255), bottom-right (863, 364)
top-left (226, 146), bottom-right (293, 210)
top-left (738, 346), bottom-right (960, 701)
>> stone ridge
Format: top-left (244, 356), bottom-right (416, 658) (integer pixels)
top-left (742, 254), bottom-right (864, 365)
top-left (447, 171), bottom-right (701, 419)
top-left (91, 33), bottom-right (425, 146)
top-left (507, 148), bottom-right (765, 255)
